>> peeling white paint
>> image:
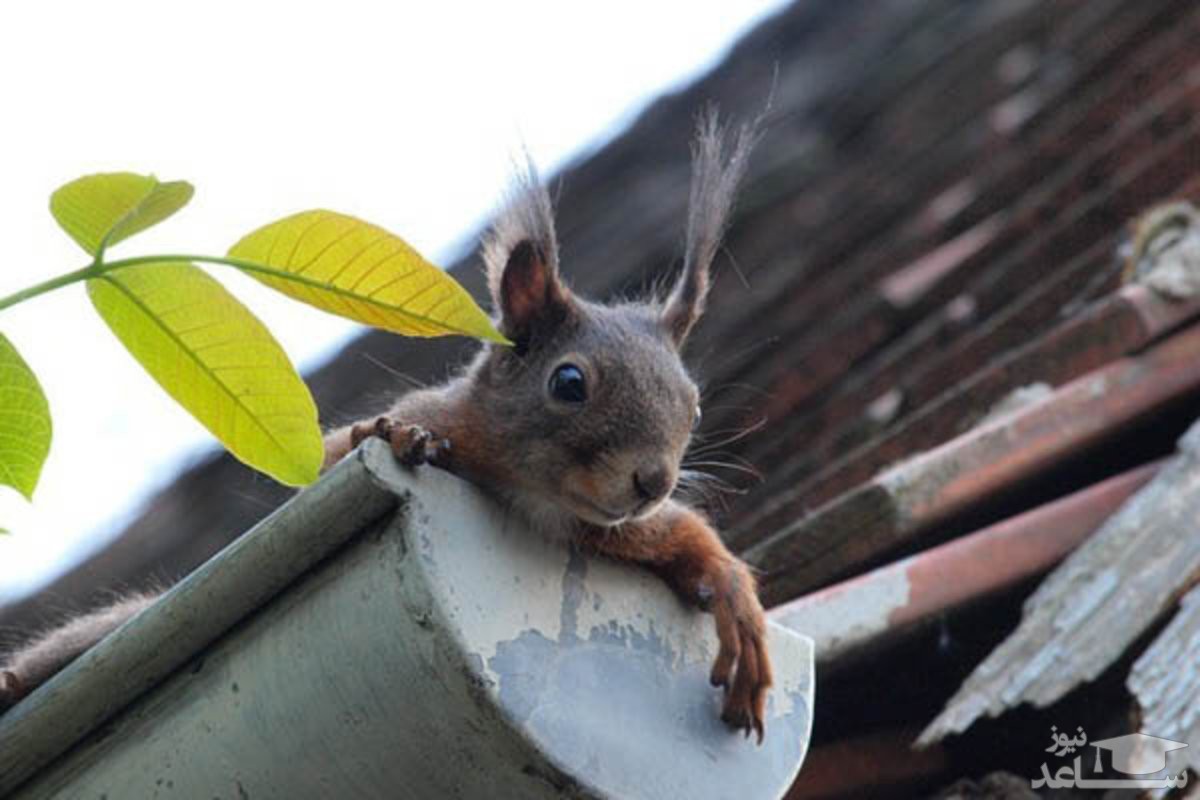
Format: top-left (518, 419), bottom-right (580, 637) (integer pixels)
top-left (387, 459), bottom-right (815, 797)
top-left (387, 456), bottom-right (813, 725)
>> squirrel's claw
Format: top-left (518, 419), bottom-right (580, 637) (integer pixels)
top-left (707, 564), bottom-right (771, 745)
top-left (387, 423), bottom-right (451, 469)
top-left (392, 425), bottom-right (432, 467)
top-left (351, 417), bottom-right (451, 470)
top-left (350, 416), bottom-right (395, 450)
top-left (720, 623), bottom-right (769, 744)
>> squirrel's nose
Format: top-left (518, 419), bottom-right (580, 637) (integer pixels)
top-left (633, 465), bottom-right (672, 503)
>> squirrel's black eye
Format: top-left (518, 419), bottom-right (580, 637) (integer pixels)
top-left (549, 364), bottom-right (587, 403)
top-left (692, 404), bottom-right (702, 430)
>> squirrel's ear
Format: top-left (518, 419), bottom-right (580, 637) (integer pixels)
top-left (484, 157), bottom-right (569, 347)
top-left (662, 107), bottom-right (759, 347)
top-left (496, 240), bottom-right (571, 344)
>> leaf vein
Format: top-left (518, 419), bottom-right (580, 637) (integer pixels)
top-left (96, 275), bottom-right (298, 466)
top-left (284, 214), bottom-right (331, 269)
top-left (324, 231), bottom-right (396, 286)
top-left (292, 224), bottom-right (363, 277)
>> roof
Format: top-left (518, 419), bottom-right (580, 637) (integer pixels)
top-left (6, 1), bottom-right (1200, 795)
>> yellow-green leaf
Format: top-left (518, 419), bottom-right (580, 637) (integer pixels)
top-left (88, 263), bottom-right (322, 486)
top-left (0, 333), bottom-right (52, 500)
top-left (229, 210), bottom-right (508, 344)
top-left (51, 173), bottom-right (194, 258)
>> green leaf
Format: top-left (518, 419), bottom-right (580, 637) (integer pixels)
top-left (0, 332), bottom-right (52, 500)
top-left (51, 173), bottom-right (194, 258)
top-left (229, 210), bottom-right (508, 344)
top-left (88, 263), bottom-right (322, 486)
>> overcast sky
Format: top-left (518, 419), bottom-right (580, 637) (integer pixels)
top-left (0, 1), bottom-right (787, 600)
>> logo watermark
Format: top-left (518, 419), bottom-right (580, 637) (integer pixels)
top-left (1032, 727), bottom-right (1189, 791)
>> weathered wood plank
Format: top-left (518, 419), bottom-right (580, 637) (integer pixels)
top-left (747, 321), bottom-right (1200, 606)
top-left (1128, 584), bottom-right (1200, 777)
top-left (918, 418), bottom-right (1200, 745)
top-left (771, 462), bottom-right (1158, 669)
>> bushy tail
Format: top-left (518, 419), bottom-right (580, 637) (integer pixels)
top-left (0, 591), bottom-right (159, 711)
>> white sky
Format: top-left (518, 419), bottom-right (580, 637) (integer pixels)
top-left (0, 1), bottom-right (787, 600)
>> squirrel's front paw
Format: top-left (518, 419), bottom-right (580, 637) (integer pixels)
top-left (350, 417), bottom-right (452, 468)
top-left (709, 567), bottom-right (773, 743)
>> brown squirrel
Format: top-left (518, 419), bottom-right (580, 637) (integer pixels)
top-left (0, 110), bottom-right (772, 740)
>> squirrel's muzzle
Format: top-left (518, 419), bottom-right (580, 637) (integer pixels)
top-left (633, 463), bottom-right (674, 505)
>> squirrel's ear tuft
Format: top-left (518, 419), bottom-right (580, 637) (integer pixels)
top-left (497, 240), bottom-right (570, 343)
top-left (662, 106), bottom-right (760, 347)
top-left (484, 155), bottom-right (569, 345)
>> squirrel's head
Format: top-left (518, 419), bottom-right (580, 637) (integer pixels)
top-left (476, 110), bottom-right (757, 529)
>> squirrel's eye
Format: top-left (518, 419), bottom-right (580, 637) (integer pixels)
top-left (692, 404), bottom-right (702, 430)
top-left (549, 364), bottom-right (587, 403)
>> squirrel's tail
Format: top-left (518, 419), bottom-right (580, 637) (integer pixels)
top-left (0, 591), bottom-right (160, 711)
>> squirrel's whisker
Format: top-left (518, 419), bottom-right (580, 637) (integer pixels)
top-left (689, 417), bottom-right (767, 453)
top-left (674, 471), bottom-right (743, 513)
top-left (678, 469), bottom-right (746, 495)
top-left (682, 459), bottom-right (763, 481)
top-left (359, 352), bottom-right (428, 389)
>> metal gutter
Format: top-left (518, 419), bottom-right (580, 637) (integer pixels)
top-left (0, 440), bottom-right (814, 799)
top-left (0, 445), bottom-right (398, 795)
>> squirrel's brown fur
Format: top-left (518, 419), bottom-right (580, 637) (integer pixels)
top-left (0, 592), bottom-right (157, 709)
top-left (2, 109), bottom-right (772, 740)
top-left (328, 108), bottom-right (772, 739)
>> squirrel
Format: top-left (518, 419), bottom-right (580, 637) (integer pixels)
top-left (0, 110), bottom-right (772, 741)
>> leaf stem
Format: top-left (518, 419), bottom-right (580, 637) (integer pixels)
top-left (106, 253), bottom-right (303, 279)
top-left (0, 254), bottom-right (287, 314)
top-left (0, 253), bottom-right (509, 345)
top-left (0, 266), bottom-right (96, 312)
